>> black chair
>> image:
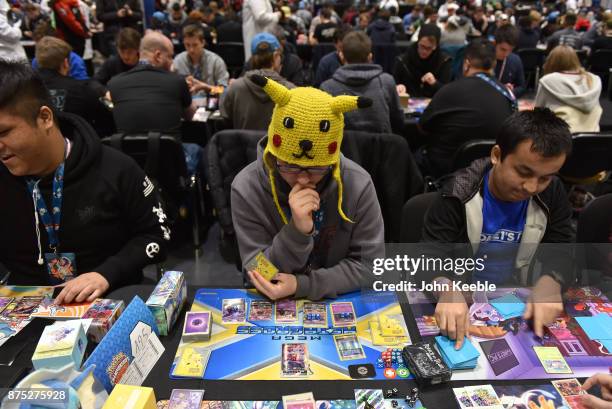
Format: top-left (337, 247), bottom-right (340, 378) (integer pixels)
top-left (341, 131), bottom-right (424, 242)
top-left (400, 192), bottom-right (439, 243)
top-left (205, 130), bottom-right (263, 268)
top-left (311, 43), bottom-right (336, 73)
top-left (517, 48), bottom-right (546, 90)
top-left (101, 132), bottom-right (206, 256)
top-left (588, 49), bottom-right (612, 91)
top-left (211, 42), bottom-right (245, 78)
top-left (451, 139), bottom-right (495, 173)
top-left (575, 193), bottom-right (612, 284)
top-left (560, 132), bottom-right (612, 180)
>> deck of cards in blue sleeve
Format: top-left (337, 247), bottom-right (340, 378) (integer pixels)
top-left (434, 336), bottom-right (480, 370)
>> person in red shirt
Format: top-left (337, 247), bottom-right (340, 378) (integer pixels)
top-left (50, 0), bottom-right (90, 56)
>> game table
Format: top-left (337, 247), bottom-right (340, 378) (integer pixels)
top-left (1, 284), bottom-right (609, 408)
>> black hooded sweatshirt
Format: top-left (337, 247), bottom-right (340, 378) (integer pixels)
top-left (0, 113), bottom-right (168, 290)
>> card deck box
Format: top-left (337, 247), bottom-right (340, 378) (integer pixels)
top-left (146, 271), bottom-right (187, 336)
top-left (402, 340), bottom-right (452, 387)
top-left (32, 320), bottom-right (87, 370)
top-left (103, 384), bottom-right (157, 409)
top-left (81, 299), bottom-right (125, 343)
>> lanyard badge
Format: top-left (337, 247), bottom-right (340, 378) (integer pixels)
top-left (27, 160), bottom-right (76, 284)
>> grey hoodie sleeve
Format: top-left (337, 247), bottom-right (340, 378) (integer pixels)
top-left (294, 179), bottom-right (385, 300)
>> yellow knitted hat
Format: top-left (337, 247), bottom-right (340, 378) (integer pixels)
top-left (249, 75), bottom-right (372, 225)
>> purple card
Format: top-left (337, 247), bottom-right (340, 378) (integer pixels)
top-left (184, 311), bottom-right (211, 334)
top-left (480, 338), bottom-right (519, 376)
top-left (168, 389), bottom-right (205, 409)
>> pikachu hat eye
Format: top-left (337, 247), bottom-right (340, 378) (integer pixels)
top-left (283, 117), bottom-right (294, 129)
top-left (319, 120), bottom-right (330, 132)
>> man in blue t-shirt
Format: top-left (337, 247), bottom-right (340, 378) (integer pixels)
top-left (420, 108), bottom-right (574, 348)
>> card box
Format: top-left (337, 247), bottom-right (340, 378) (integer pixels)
top-left (146, 271), bottom-right (187, 336)
top-left (32, 320), bottom-right (87, 370)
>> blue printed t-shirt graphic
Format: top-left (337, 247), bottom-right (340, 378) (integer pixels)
top-left (474, 171), bottom-right (528, 285)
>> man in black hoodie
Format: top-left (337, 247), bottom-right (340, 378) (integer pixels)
top-left (0, 61), bottom-right (168, 304)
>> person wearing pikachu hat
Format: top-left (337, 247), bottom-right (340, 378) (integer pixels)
top-left (231, 75), bottom-right (385, 301)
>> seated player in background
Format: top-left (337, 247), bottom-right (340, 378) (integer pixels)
top-left (0, 61), bottom-right (168, 303)
top-left (582, 373), bottom-right (612, 409)
top-left (93, 27), bottom-right (141, 88)
top-left (493, 24), bottom-right (526, 98)
top-left (231, 76), bottom-right (384, 301)
top-left (419, 108), bottom-right (574, 348)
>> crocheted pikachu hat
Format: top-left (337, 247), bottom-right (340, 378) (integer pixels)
top-left (249, 75), bottom-right (372, 225)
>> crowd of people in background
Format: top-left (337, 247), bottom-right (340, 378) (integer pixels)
top-left (0, 0), bottom-right (610, 180)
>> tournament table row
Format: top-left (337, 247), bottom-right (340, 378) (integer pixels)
top-left (0, 284), bottom-right (597, 407)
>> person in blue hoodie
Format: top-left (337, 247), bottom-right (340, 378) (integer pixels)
top-left (494, 24), bottom-right (526, 98)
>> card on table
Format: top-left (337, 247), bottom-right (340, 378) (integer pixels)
top-left (354, 389), bottom-right (385, 409)
top-left (0, 297), bottom-right (13, 315)
top-left (168, 389), bottom-right (205, 409)
top-left (463, 385), bottom-right (503, 409)
top-left (281, 343), bottom-right (309, 377)
top-left (31, 299), bottom-right (92, 319)
top-left (6, 296), bottom-right (43, 318)
top-left (552, 379), bottom-right (587, 409)
top-left (172, 346), bottom-right (211, 378)
top-left (244, 251), bottom-right (279, 282)
top-left (275, 299), bottom-right (298, 324)
top-left (221, 298), bottom-right (246, 323)
top-left (282, 392), bottom-right (315, 409)
top-left (303, 302), bottom-right (327, 327)
top-left (183, 311), bottom-right (211, 341)
top-left (533, 346), bottom-right (572, 374)
top-left (330, 302), bottom-right (356, 327)
top-left (334, 333), bottom-right (366, 361)
top-left (248, 300), bottom-right (273, 321)
top-left (453, 387), bottom-right (475, 408)
top-left (435, 336), bottom-right (480, 369)
top-left (479, 339), bottom-right (519, 376)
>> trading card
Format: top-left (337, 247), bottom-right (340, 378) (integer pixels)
top-left (551, 379), bottom-right (585, 397)
top-left (533, 346), bottom-right (572, 374)
top-left (453, 388), bottom-right (475, 408)
top-left (303, 302), bottom-right (327, 327)
top-left (221, 298), bottom-right (246, 323)
top-left (183, 311), bottom-right (211, 340)
top-left (563, 395), bottom-right (587, 409)
top-left (168, 389), bottom-right (205, 409)
top-left (275, 299), bottom-right (298, 324)
top-left (281, 343), bottom-right (309, 377)
top-left (354, 389), bottom-right (385, 409)
top-left (244, 251), bottom-right (279, 282)
top-left (330, 302), bottom-right (356, 327)
top-left (464, 385), bottom-right (502, 409)
top-left (0, 298), bottom-right (13, 315)
top-left (334, 333), bottom-right (366, 361)
top-left (248, 300), bottom-right (273, 321)
top-left (172, 346), bottom-right (211, 378)
top-left (7, 296), bottom-right (43, 318)
top-left (282, 393), bottom-right (315, 409)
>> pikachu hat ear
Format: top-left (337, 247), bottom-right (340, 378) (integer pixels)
top-left (249, 74), bottom-right (291, 107)
top-left (330, 95), bottom-right (373, 115)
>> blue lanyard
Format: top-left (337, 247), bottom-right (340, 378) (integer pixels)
top-left (475, 73), bottom-right (518, 112)
top-left (26, 159), bottom-right (66, 252)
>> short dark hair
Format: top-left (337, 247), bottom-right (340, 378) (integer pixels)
top-left (564, 13), bottom-right (577, 26)
top-left (494, 23), bottom-right (519, 46)
top-left (496, 108), bottom-right (572, 160)
top-left (333, 25), bottom-right (351, 43)
top-left (465, 38), bottom-right (496, 70)
top-left (321, 7), bottom-right (332, 19)
top-left (182, 24), bottom-right (205, 41)
top-left (518, 15), bottom-right (531, 29)
top-left (116, 27), bottom-right (141, 50)
top-left (0, 61), bottom-right (52, 124)
top-left (342, 31), bottom-right (371, 64)
top-left (252, 42), bottom-right (275, 69)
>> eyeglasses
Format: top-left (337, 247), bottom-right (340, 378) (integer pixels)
top-left (276, 161), bottom-right (331, 175)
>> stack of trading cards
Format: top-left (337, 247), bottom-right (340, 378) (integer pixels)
top-left (435, 336), bottom-right (480, 369)
top-left (245, 251), bottom-right (279, 282)
top-left (248, 300), bottom-right (273, 321)
top-left (221, 299), bottom-right (246, 324)
top-left (354, 389), bottom-right (385, 409)
top-left (303, 302), bottom-right (328, 328)
top-left (330, 302), bottom-right (356, 327)
top-left (282, 392), bottom-right (315, 409)
top-left (402, 340), bottom-right (452, 386)
top-left (168, 389), bottom-right (205, 409)
top-left (275, 300), bottom-right (298, 324)
top-left (453, 385), bottom-right (503, 409)
top-left (334, 334), bottom-right (366, 361)
top-left (281, 343), bottom-right (310, 377)
top-left (182, 311), bottom-right (212, 341)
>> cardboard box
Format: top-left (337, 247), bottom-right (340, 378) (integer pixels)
top-left (146, 271), bottom-right (187, 336)
top-left (81, 299), bottom-right (125, 343)
top-left (32, 320), bottom-right (87, 370)
top-left (103, 384), bottom-right (157, 409)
